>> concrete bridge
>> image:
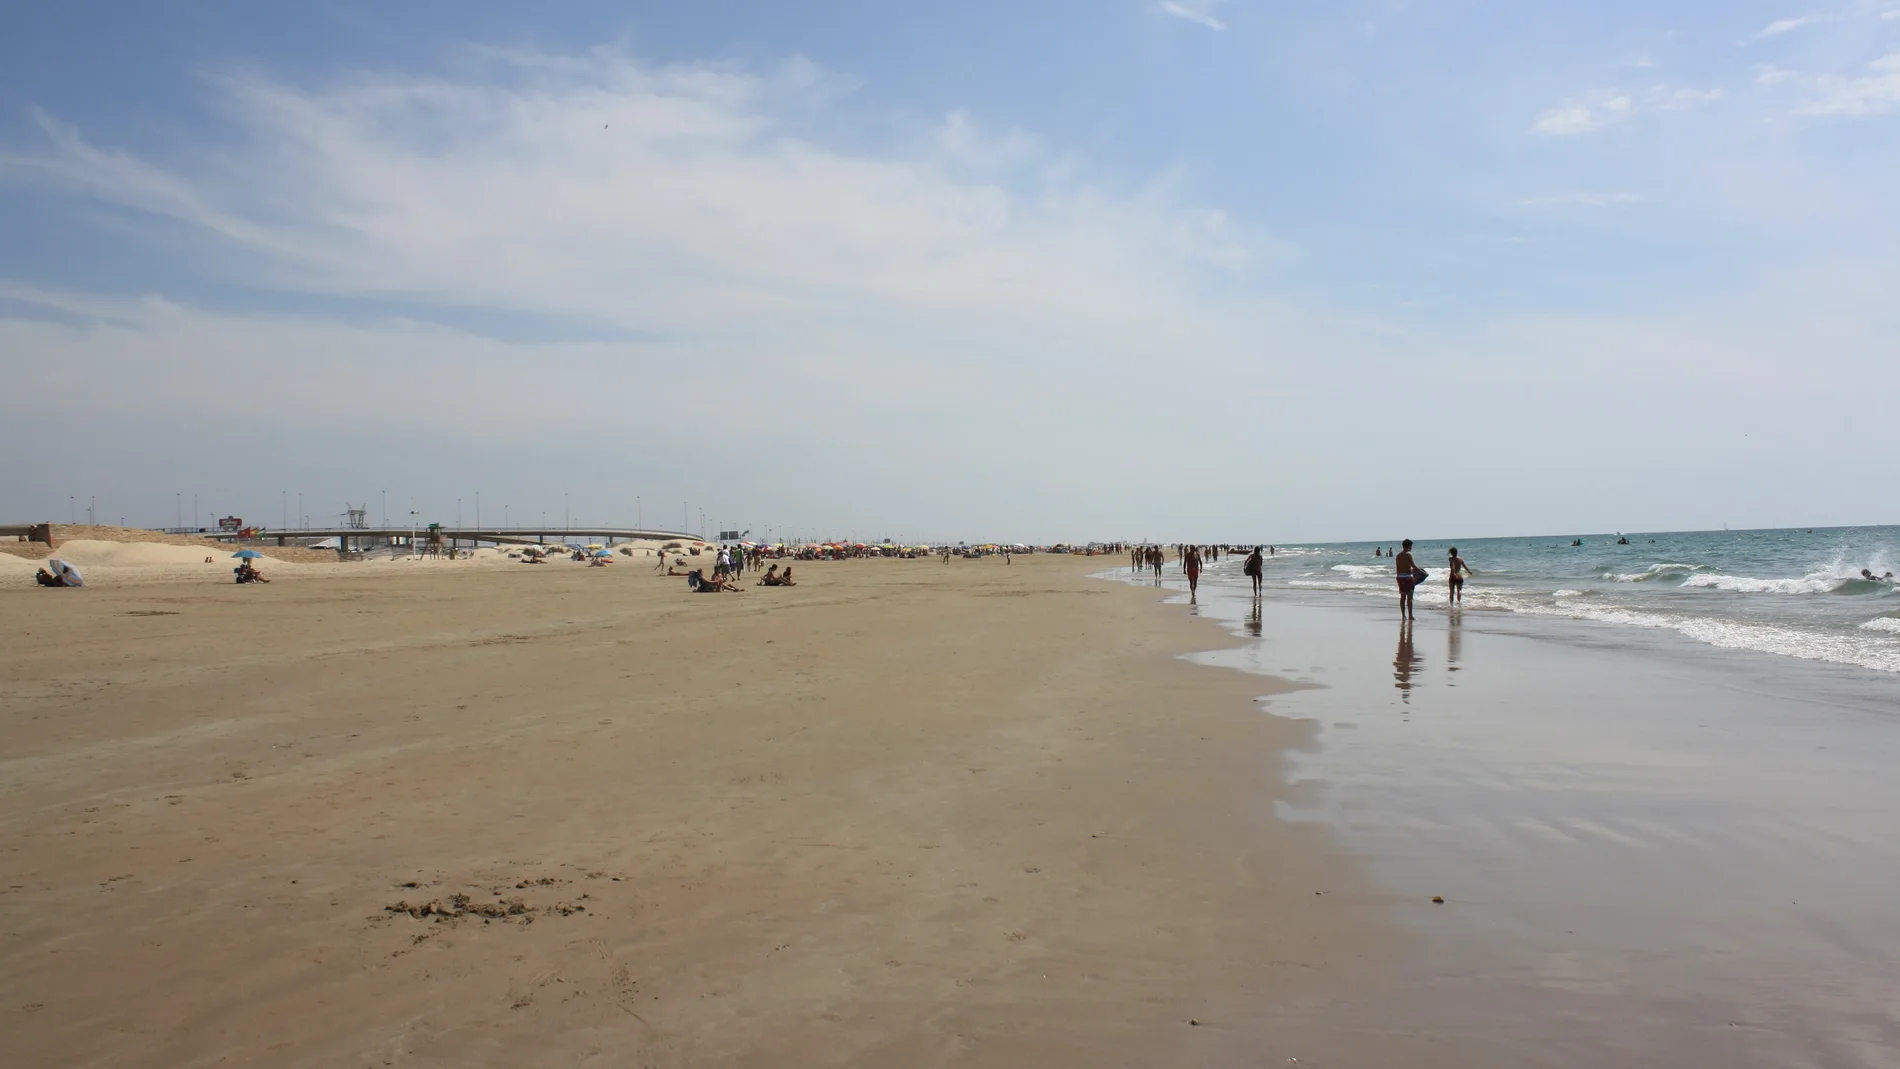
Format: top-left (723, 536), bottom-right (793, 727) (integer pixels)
top-left (258, 527), bottom-right (705, 552)
top-left (2, 523), bottom-right (705, 554)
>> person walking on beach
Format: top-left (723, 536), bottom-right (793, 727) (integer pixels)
top-left (1394, 538), bottom-right (1421, 620)
top-left (1148, 545), bottom-right (1164, 582)
top-left (1243, 545), bottom-right (1263, 597)
top-left (1185, 545), bottom-right (1203, 598)
top-left (1446, 546), bottom-right (1469, 606)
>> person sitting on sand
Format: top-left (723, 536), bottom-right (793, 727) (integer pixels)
top-left (776, 566), bottom-right (796, 586)
top-left (234, 560), bottom-right (271, 584)
top-left (35, 567), bottom-right (64, 587)
top-left (688, 568), bottom-right (742, 593)
top-left (758, 565), bottom-right (781, 586)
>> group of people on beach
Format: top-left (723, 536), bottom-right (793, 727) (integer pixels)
top-left (1129, 543), bottom-right (1275, 599)
top-left (1130, 538), bottom-right (1473, 620)
top-left (1392, 540), bottom-right (1471, 620)
top-left (686, 561), bottom-right (797, 593)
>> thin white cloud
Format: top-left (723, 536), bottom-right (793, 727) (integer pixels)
top-left (1797, 52), bottom-right (1900, 114)
top-left (1530, 93), bottom-right (1632, 135)
top-left (1520, 192), bottom-right (1642, 207)
top-left (1158, 1), bottom-right (1227, 31)
top-left (1750, 15), bottom-right (1826, 40)
top-left (1756, 65), bottom-right (1796, 85)
top-left (1529, 85), bottom-right (1718, 135)
top-left (1654, 86), bottom-right (1724, 110)
top-left (1531, 103), bottom-right (1604, 135)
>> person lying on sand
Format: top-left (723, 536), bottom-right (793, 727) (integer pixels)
top-left (687, 569), bottom-right (741, 593)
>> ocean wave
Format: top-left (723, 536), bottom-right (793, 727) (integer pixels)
top-left (1269, 575), bottom-right (1900, 673)
top-left (1679, 573), bottom-right (1846, 596)
top-left (1604, 563), bottom-right (1702, 583)
top-left (1553, 589), bottom-right (1587, 598)
top-left (1330, 564), bottom-right (1390, 579)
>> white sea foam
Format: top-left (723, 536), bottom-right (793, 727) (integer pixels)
top-left (1605, 563), bottom-right (1701, 583)
top-left (1330, 564), bottom-right (1389, 580)
top-left (1277, 574), bottom-right (1900, 672)
top-left (1679, 573), bottom-right (1843, 595)
top-left (1553, 589), bottom-right (1586, 598)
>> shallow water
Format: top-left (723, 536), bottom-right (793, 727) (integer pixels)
top-left (1102, 555), bottom-right (1900, 1066)
top-left (1212, 527), bottom-right (1900, 673)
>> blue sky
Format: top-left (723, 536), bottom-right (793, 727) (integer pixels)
top-left (2, 1), bottom-right (1897, 541)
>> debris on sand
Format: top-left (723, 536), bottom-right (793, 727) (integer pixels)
top-left (384, 893), bottom-right (534, 923)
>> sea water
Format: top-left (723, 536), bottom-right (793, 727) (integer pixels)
top-left (1180, 527), bottom-right (1900, 674)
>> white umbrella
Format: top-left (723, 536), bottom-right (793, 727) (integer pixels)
top-left (49, 559), bottom-right (84, 587)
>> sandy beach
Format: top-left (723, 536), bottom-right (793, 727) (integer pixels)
top-left (0, 552), bottom-right (1382, 1067)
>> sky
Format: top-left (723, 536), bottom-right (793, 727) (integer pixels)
top-left (2, 0), bottom-right (1897, 544)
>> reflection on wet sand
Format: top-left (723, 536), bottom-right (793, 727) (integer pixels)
top-left (1447, 610), bottom-right (1463, 676)
top-left (1246, 602), bottom-right (1263, 637)
top-left (1393, 620), bottom-right (1420, 699)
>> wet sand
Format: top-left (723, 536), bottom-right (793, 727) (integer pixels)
top-left (1170, 573), bottom-right (1900, 1069)
top-left (0, 554), bottom-right (1380, 1067)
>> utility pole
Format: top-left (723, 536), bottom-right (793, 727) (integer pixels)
top-left (297, 492), bottom-right (303, 530)
top-left (176, 493), bottom-right (182, 531)
top-left (193, 493), bottom-right (198, 532)
top-left (564, 493), bottom-right (570, 531)
top-left (381, 490), bottom-right (387, 527)
top-left (475, 492), bottom-right (480, 529)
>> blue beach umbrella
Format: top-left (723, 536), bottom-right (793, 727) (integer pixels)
top-left (232, 550), bottom-right (262, 559)
top-left (593, 548), bottom-right (611, 557)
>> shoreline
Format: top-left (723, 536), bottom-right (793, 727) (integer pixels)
top-left (0, 553), bottom-right (1387, 1066)
top-left (1142, 561), bottom-right (1900, 1067)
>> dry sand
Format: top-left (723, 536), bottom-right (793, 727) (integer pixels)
top-left (0, 553), bottom-right (1383, 1067)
